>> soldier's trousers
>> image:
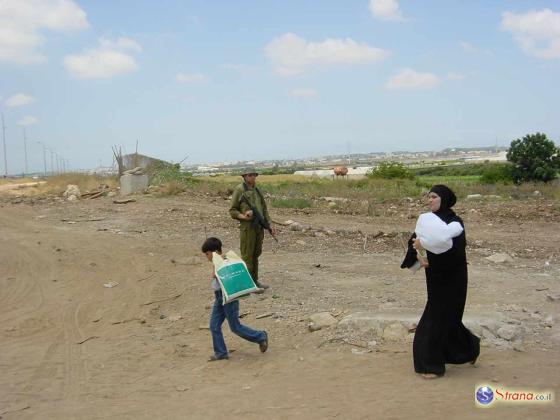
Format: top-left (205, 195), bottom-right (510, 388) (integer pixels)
top-left (240, 226), bottom-right (264, 282)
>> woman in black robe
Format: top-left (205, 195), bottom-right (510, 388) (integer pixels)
top-left (401, 185), bottom-right (480, 378)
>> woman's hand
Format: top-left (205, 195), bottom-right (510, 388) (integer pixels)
top-left (414, 238), bottom-right (429, 268)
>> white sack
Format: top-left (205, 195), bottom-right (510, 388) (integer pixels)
top-left (415, 212), bottom-right (463, 254)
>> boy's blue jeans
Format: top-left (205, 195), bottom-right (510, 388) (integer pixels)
top-left (210, 290), bottom-right (266, 359)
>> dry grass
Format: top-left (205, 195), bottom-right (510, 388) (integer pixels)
top-left (0, 177), bottom-right (38, 185)
top-left (37, 173), bottom-right (118, 195)
top-left (155, 181), bottom-right (187, 196)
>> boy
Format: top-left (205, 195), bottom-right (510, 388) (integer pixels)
top-left (201, 237), bottom-right (268, 361)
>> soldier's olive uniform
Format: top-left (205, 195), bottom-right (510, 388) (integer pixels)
top-left (229, 183), bottom-right (271, 282)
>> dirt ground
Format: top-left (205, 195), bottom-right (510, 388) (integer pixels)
top-left (1, 184), bottom-right (559, 419)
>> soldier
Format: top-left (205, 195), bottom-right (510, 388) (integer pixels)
top-left (229, 167), bottom-right (276, 290)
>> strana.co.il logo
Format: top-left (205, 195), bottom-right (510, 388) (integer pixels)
top-left (475, 384), bottom-right (554, 407)
top-left (476, 386), bottom-right (494, 405)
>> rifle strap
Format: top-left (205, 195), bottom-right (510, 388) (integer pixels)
top-left (241, 183), bottom-right (265, 208)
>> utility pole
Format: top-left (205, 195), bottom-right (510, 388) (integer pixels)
top-left (22, 127), bottom-right (28, 176)
top-left (36, 141), bottom-right (47, 177)
top-left (1, 113), bottom-right (7, 177)
top-left (49, 149), bottom-right (54, 176)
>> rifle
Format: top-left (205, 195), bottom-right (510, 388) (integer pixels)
top-left (240, 194), bottom-right (278, 242)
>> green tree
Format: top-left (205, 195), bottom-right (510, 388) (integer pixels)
top-left (507, 133), bottom-right (560, 183)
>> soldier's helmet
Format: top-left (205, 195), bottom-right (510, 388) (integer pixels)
top-left (240, 166), bottom-right (259, 176)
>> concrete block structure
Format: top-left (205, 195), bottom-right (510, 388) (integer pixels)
top-left (120, 174), bottom-right (148, 195)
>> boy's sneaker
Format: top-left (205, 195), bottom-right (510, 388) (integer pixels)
top-left (207, 355), bottom-right (229, 362)
top-left (259, 332), bottom-right (268, 353)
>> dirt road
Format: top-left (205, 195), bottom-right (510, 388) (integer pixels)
top-left (0, 192), bottom-right (558, 419)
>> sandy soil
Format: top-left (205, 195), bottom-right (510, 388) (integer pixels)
top-left (0, 189), bottom-right (559, 419)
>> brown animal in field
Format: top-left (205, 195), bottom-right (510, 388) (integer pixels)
top-left (333, 166), bottom-right (348, 179)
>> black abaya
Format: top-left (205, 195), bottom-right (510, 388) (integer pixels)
top-left (403, 212), bottom-right (480, 376)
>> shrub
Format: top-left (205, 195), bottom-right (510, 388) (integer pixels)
top-left (367, 161), bottom-right (414, 180)
top-left (150, 163), bottom-right (197, 187)
top-left (271, 198), bottom-right (311, 209)
top-left (480, 164), bottom-right (513, 184)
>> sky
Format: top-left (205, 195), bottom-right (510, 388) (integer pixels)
top-left (0, 0), bottom-right (559, 174)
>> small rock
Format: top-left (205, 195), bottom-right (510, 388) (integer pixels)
top-left (289, 222), bottom-right (304, 231)
top-left (382, 323), bottom-right (409, 341)
top-left (485, 253), bottom-right (514, 264)
top-left (169, 315), bottom-right (183, 322)
top-left (63, 184), bottom-right (81, 198)
top-left (496, 325), bottom-right (519, 341)
top-left (466, 194), bottom-right (483, 200)
top-left (542, 315), bottom-right (554, 328)
top-left (512, 340), bottom-right (525, 352)
top-left (103, 281), bottom-right (119, 288)
top-left (351, 348), bottom-right (368, 355)
top-left (308, 323), bottom-right (322, 332)
top-left (309, 312), bottom-right (337, 328)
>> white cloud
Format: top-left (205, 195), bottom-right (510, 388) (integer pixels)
top-left (63, 37), bottom-right (141, 79)
top-left (265, 33), bottom-right (388, 76)
top-left (447, 72), bottom-right (466, 81)
top-left (176, 73), bottom-right (207, 83)
top-left (460, 41), bottom-right (478, 53)
top-left (289, 88), bottom-right (318, 98)
top-left (17, 115), bottom-right (38, 126)
top-left (0, 0), bottom-right (89, 64)
top-left (369, 0), bottom-right (404, 21)
top-left (219, 63), bottom-right (247, 72)
top-left (386, 68), bottom-right (440, 90)
top-left (501, 9), bottom-right (560, 60)
top-left (99, 37), bottom-right (142, 52)
top-left (4, 93), bottom-right (36, 107)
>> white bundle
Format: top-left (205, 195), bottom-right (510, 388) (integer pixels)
top-left (415, 212), bottom-right (463, 254)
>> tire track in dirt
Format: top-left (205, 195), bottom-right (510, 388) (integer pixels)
top-left (0, 207), bottom-right (108, 406)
